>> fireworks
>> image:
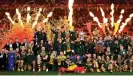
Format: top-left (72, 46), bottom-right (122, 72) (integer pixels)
top-left (4, 7), bottom-right (53, 44)
top-left (119, 14), bottom-right (133, 33)
top-left (16, 9), bottom-right (23, 27)
top-left (27, 7), bottom-right (31, 24)
top-left (43, 12), bottom-right (53, 23)
top-left (68, 0), bottom-right (74, 30)
top-left (5, 7), bottom-right (53, 29)
top-left (110, 4), bottom-right (115, 27)
top-left (47, 12), bottom-right (53, 18)
top-left (90, 4), bottom-right (133, 35)
top-left (89, 12), bottom-right (101, 28)
top-left (5, 12), bottom-right (15, 25)
top-left (32, 8), bottom-right (42, 28)
top-left (100, 7), bottom-right (108, 24)
top-left (117, 9), bottom-right (124, 24)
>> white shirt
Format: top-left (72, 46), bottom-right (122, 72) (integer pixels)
top-left (9, 44), bottom-right (12, 48)
top-left (79, 31), bottom-right (85, 40)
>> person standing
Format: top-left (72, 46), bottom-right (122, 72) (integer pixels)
top-left (8, 48), bottom-right (15, 71)
top-left (13, 38), bottom-right (21, 50)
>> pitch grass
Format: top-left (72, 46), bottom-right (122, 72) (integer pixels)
top-left (0, 71), bottom-right (133, 75)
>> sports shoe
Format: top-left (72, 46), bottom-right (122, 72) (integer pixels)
top-left (130, 70), bottom-right (132, 72)
top-left (21, 69), bottom-right (24, 71)
top-left (46, 68), bottom-right (48, 72)
top-left (38, 69), bottom-right (41, 72)
top-left (110, 70), bottom-right (113, 73)
top-left (97, 69), bottom-right (101, 72)
top-left (18, 69), bottom-right (20, 71)
top-left (33, 69), bottom-right (35, 72)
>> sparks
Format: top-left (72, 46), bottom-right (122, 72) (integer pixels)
top-left (119, 13), bottom-right (133, 33)
top-left (99, 7), bottom-right (108, 25)
top-left (27, 7), bottom-right (31, 24)
top-left (89, 12), bottom-right (94, 17)
top-left (5, 7), bottom-right (53, 32)
top-left (89, 12), bottom-right (101, 28)
top-left (43, 18), bottom-right (48, 23)
top-left (68, 0), bottom-right (74, 26)
top-left (47, 12), bottom-right (53, 18)
top-left (42, 12), bottom-right (53, 23)
top-left (100, 7), bottom-right (105, 22)
top-left (89, 3), bottom-right (133, 35)
top-left (129, 14), bottom-right (133, 18)
top-left (117, 9), bottom-right (124, 24)
top-left (32, 8), bottom-right (42, 28)
top-left (110, 4), bottom-right (114, 27)
top-left (16, 9), bottom-right (23, 27)
top-left (5, 12), bottom-right (15, 25)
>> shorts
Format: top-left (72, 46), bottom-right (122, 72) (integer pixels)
top-left (104, 63), bottom-right (111, 70)
top-left (42, 60), bottom-right (48, 66)
top-left (27, 55), bottom-right (36, 65)
top-left (87, 65), bottom-right (94, 71)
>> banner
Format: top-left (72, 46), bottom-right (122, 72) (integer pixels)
top-left (114, 23), bottom-right (120, 35)
top-left (86, 22), bottom-right (92, 35)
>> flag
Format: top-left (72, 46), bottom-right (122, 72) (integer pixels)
top-left (69, 25), bottom-right (74, 31)
top-left (101, 23), bottom-right (106, 35)
top-left (114, 23), bottom-right (120, 35)
top-left (86, 22), bottom-right (92, 35)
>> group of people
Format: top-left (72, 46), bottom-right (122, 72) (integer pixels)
top-left (0, 27), bottom-right (133, 73)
